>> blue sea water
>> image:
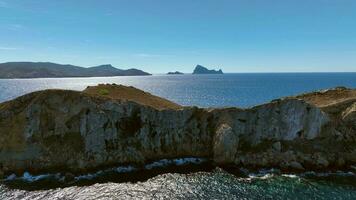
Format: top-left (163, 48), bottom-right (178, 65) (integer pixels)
top-left (1, 73), bottom-right (356, 199)
top-left (1, 73), bottom-right (356, 107)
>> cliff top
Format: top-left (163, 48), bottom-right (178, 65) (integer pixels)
top-left (83, 84), bottom-right (182, 110)
top-left (292, 87), bottom-right (356, 108)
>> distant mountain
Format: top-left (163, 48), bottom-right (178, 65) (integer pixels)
top-left (0, 62), bottom-right (151, 78)
top-left (167, 71), bottom-right (184, 75)
top-left (192, 65), bottom-right (223, 74)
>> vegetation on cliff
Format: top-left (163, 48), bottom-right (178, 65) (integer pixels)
top-left (83, 84), bottom-right (182, 110)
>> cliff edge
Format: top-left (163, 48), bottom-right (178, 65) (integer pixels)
top-left (0, 85), bottom-right (355, 177)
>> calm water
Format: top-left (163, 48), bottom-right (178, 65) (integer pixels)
top-left (1, 73), bottom-right (356, 107)
top-left (1, 73), bottom-right (356, 199)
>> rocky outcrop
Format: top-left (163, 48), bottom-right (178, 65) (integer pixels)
top-left (0, 85), bottom-right (355, 176)
top-left (167, 71), bottom-right (184, 75)
top-left (193, 65), bottom-right (223, 74)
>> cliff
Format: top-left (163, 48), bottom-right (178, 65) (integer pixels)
top-left (193, 65), bottom-right (223, 74)
top-left (0, 85), bottom-right (355, 176)
top-left (0, 62), bottom-right (151, 78)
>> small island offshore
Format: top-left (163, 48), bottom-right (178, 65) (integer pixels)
top-left (193, 65), bottom-right (223, 74)
top-left (167, 65), bottom-right (224, 75)
top-left (167, 71), bottom-right (184, 75)
top-left (0, 84), bottom-right (355, 179)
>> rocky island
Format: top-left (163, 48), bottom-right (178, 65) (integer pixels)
top-left (0, 84), bottom-right (355, 178)
top-left (167, 71), bottom-right (184, 75)
top-left (0, 62), bottom-right (151, 78)
top-left (193, 65), bottom-right (223, 74)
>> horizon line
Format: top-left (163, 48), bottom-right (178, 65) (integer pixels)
top-left (0, 61), bottom-right (355, 74)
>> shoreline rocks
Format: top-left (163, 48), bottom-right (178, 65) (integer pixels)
top-left (0, 84), bottom-right (355, 176)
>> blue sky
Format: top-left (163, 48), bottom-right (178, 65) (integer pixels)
top-left (0, 0), bottom-right (356, 73)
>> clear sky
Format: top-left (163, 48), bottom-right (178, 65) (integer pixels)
top-left (0, 0), bottom-right (356, 73)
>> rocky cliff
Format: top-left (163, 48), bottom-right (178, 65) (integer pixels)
top-left (193, 65), bottom-right (223, 74)
top-left (0, 85), bottom-right (355, 176)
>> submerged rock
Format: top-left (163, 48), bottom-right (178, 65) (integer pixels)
top-left (0, 84), bottom-right (355, 175)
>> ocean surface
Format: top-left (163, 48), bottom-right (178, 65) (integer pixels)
top-left (1, 73), bottom-right (356, 199)
top-left (1, 73), bottom-right (356, 107)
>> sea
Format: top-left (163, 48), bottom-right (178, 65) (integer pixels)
top-left (1, 73), bottom-right (356, 200)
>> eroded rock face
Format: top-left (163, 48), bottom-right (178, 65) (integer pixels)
top-left (0, 86), bottom-right (355, 175)
top-left (343, 102), bottom-right (356, 123)
top-left (213, 124), bottom-right (238, 163)
top-left (0, 90), bottom-right (213, 174)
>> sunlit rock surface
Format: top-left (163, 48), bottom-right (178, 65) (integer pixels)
top-left (0, 84), bottom-right (355, 176)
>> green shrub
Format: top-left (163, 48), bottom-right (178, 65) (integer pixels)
top-left (98, 88), bottom-right (109, 95)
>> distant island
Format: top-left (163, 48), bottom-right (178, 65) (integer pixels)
top-left (0, 62), bottom-right (151, 78)
top-left (193, 65), bottom-right (223, 74)
top-left (167, 71), bottom-right (184, 75)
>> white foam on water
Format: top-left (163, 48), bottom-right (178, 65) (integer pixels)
top-left (3, 157), bottom-right (207, 182)
top-left (173, 157), bottom-right (205, 165)
top-left (335, 171), bottom-right (354, 176)
top-left (74, 170), bottom-right (109, 181)
top-left (282, 174), bottom-right (298, 178)
top-left (5, 173), bottom-right (17, 181)
top-left (117, 166), bottom-right (136, 173)
top-left (22, 172), bottom-right (52, 182)
top-left (74, 166), bottom-right (139, 180)
top-left (259, 168), bottom-right (280, 175)
top-left (145, 159), bottom-right (172, 170)
top-left (144, 157), bottom-right (206, 170)
top-left (247, 168), bottom-right (281, 180)
top-left (248, 173), bottom-right (274, 180)
top-left (75, 173), bottom-right (97, 181)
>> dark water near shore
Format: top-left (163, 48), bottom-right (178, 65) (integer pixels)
top-left (2, 168), bottom-right (356, 200)
top-left (1, 73), bottom-right (356, 199)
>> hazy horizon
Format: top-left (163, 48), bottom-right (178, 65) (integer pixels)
top-left (1, 0), bottom-right (356, 73)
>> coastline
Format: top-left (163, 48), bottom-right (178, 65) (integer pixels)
top-left (0, 84), bottom-right (355, 182)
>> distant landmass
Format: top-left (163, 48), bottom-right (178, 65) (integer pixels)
top-left (167, 71), bottom-right (184, 75)
top-left (193, 65), bottom-right (223, 74)
top-left (0, 62), bottom-right (151, 78)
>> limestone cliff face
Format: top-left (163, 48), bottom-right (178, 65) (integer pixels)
top-left (0, 89), bottom-right (212, 174)
top-left (0, 85), bottom-right (355, 175)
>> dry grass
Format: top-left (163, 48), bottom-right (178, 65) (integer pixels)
top-left (83, 84), bottom-right (182, 110)
top-left (293, 87), bottom-right (356, 107)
